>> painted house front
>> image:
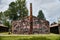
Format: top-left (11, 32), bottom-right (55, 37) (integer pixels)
top-left (12, 16), bottom-right (50, 34)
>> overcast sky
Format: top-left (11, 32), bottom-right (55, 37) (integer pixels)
top-left (0, 0), bottom-right (60, 23)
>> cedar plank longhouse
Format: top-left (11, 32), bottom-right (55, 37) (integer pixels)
top-left (0, 23), bottom-right (8, 32)
top-left (12, 3), bottom-right (50, 34)
top-left (50, 22), bottom-right (60, 34)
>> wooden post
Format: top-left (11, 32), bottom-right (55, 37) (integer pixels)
top-left (29, 3), bottom-right (33, 34)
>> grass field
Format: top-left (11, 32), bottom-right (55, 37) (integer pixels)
top-left (0, 32), bottom-right (60, 40)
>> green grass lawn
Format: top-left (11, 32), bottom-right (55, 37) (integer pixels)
top-left (0, 35), bottom-right (60, 40)
top-left (0, 32), bottom-right (60, 40)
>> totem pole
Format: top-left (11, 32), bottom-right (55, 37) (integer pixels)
top-left (29, 3), bottom-right (33, 34)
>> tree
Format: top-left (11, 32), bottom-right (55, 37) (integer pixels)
top-left (9, 2), bottom-right (18, 20)
top-left (4, 10), bottom-right (10, 19)
top-left (7, 0), bottom-right (28, 20)
top-left (3, 12), bottom-right (12, 34)
top-left (0, 12), bottom-right (3, 20)
top-left (37, 10), bottom-right (46, 20)
top-left (16, 0), bottom-right (28, 19)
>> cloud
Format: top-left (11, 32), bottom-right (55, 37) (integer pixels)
top-left (26, 0), bottom-right (60, 23)
top-left (0, 0), bottom-right (60, 23)
top-left (0, 0), bottom-right (2, 4)
top-left (40, 2), bottom-right (60, 23)
top-left (0, 0), bottom-right (15, 12)
top-left (40, 0), bottom-right (58, 4)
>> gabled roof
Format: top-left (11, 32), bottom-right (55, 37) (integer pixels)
top-left (50, 24), bottom-right (58, 27)
top-left (24, 16), bottom-right (39, 19)
top-left (0, 24), bottom-right (7, 27)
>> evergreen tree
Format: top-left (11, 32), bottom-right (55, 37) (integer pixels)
top-left (16, 0), bottom-right (28, 19)
top-left (37, 10), bottom-right (46, 20)
top-left (7, 0), bottom-right (28, 20)
top-left (8, 2), bottom-right (18, 20)
top-left (0, 12), bottom-right (3, 20)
